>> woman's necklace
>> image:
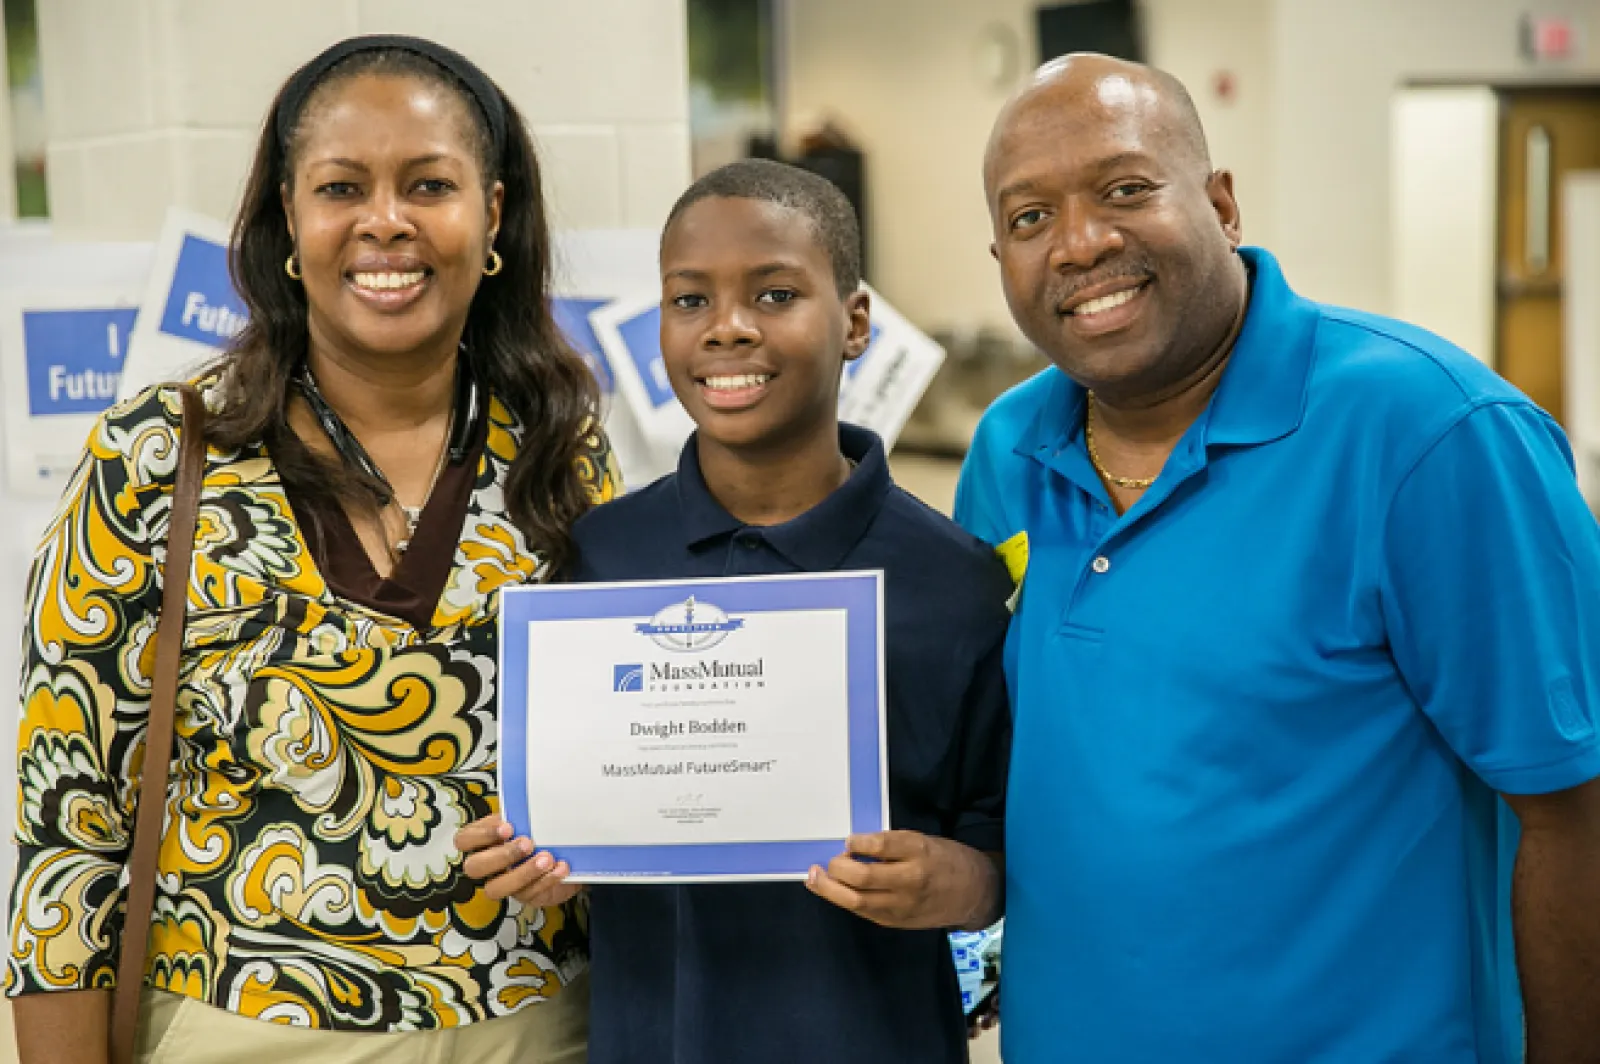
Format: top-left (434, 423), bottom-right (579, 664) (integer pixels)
top-left (394, 401), bottom-right (454, 552)
top-left (296, 365), bottom-right (456, 554)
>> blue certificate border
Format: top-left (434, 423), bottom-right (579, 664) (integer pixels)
top-left (497, 571), bottom-right (887, 880)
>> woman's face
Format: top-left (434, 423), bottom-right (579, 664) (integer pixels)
top-left (284, 73), bottom-right (504, 366)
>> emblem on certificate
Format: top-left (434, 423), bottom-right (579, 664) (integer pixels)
top-left (498, 572), bottom-right (889, 882)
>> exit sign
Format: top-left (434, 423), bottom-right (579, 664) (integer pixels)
top-left (1522, 14), bottom-right (1578, 61)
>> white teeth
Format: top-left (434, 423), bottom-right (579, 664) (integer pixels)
top-left (703, 374), bottom-right (771, 391)
top-left (352, 271), bottom-right (426, 291)
top-left (1071, 286), bottom-right (1142, 316)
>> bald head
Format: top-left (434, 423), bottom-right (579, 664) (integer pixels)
top-left (985, 54), bottom-right (1211, 197)
top-left (980, 51), bottom-right (1246, 406)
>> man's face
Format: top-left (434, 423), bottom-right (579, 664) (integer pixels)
top-left (986, 71), bottom-right (1242, 398)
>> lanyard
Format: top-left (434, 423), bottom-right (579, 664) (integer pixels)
top-left (294, 352), bottom-right (481, 506)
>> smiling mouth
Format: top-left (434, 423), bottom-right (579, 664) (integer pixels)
top-left (702, 373), bottom-right (772, 391)
top-left (1063, 279), bottom-right (1150, 318)
top-left (347, 267), bottom-right (428, 292)
top-left (696, 372), bottom-right (775, 410)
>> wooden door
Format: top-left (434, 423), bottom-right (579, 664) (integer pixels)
top-left (1496, 91), bottom-right (1600, 422)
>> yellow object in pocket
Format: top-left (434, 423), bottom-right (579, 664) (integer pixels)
top-left (996, 531), bottom-right (1028, 612)
top-left (996, 531), bottom-right (1029, 585)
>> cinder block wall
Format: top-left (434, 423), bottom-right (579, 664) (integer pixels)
top-left (36, 0), bottom-right (692, 239)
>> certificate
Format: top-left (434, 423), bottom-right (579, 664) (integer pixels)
top-left (498, 572), bottom-right (888, 883)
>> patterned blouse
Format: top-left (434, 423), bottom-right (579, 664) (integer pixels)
top-left (6, 378), bottom-right (619, 1031)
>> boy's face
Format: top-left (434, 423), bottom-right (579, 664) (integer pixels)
top-left (660, 196), bottom-right (871, 454)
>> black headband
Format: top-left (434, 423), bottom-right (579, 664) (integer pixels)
top-left (275, 34), bottom-right (507, 164)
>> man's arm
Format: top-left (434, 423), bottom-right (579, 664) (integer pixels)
top-left (1375, 401), bottom-right (1600, 1060)
top-left (1503, 777), bottom-right (1600, 1064)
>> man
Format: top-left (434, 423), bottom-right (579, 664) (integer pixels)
top-left (957, 53), bottom-right (1600, 1063)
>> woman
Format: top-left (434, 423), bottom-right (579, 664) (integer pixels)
top-left (7, 35), bottom-right (616, 1064)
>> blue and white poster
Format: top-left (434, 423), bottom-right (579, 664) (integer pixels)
top-left (548, 229), bottom-right (677, 488)
top-left (551, 296), bottom-right (616, 395)
top-left (590, 293), bottom-right (697, 452)
top-left (120, 208), bottom-right (243, 401)
top-left (22, 307), bottom-right (137, 416)
top-left (155, 232), bottom-right (247, 348)
top-left (835, 289), bottom-right (945, 445)
top-left (0, 287), bottom-right (143, 494)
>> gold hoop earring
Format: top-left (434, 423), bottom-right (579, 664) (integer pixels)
top-left (285, 254), bottom-right (301, 281)
top-left (483, 250), bottom-right (503, 277)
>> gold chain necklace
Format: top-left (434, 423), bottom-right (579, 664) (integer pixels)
top-left (1084, 395), bottom-right (1158, 490)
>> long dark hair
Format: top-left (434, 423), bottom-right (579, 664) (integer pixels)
top-left (208, 46), bottom-right (599, 574)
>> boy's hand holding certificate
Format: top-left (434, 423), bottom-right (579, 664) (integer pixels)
top-left (496, 572), bottom-right (889, 882)
top-left (805, 828), bottom-right (1004, 931)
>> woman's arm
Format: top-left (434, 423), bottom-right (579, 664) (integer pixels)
top-left (8, 394), bottom-right (171, 1061)
top-left (13, 991), bottom-right (111, 1064)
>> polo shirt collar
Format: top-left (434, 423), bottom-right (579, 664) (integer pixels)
top-left (1201, 246), bottom-right (1319, 448)
top-left (1013, 246), bottom-right (1320, 463)
top-left (675, 423), bottom-right (892, 569)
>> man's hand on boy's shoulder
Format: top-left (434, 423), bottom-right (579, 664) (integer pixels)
top-left (806, 831), bottom-right (1003, 931)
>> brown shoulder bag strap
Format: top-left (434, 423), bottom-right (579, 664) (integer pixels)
top-left (109, 384), bottom-right (207, 1064)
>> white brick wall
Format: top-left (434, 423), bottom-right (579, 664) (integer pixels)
top-left (36, 0), bottom-right (691, 239)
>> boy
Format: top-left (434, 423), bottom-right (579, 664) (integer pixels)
top-left (460, 159), bottom-right (1011, 1062)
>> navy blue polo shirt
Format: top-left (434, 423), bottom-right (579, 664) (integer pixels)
top-left (570, 423), bottom-right (1013, 1064)
top-left (955, 247), bottom-right (1600, 1063)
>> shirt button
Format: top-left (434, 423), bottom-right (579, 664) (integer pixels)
top-left (737, 534), bottom-right (760, 549)
top-left (1091, 555), bottom-right (1111, 574)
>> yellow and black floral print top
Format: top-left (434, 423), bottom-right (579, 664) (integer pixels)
top-left (6, 379), bottom-right (619, 1031)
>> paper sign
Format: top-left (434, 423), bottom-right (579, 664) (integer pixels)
top-left (0, 226), bottom-right (155, 291)
top-left (616, 304), bottom-right (675, 406)
top-left (22, 308), bottom-right (136, 415)
top-left (551, 296), bottom-right (616, 395)
top-left (590, 294), bottom-right (696, 451)
top-left (119, 208), bottom-right (241, 400)
top-left (0, 289), bottom-right (143, 494)
top-left (156, 232), bottom-right (248, 347)
top-left (548, 295), bottom-right (680, 490)
top-left (548, 229), bottom-right (676, 488)
top-left (837, 287), bottom-right (946, 448)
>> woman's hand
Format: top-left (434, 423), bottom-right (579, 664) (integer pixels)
top-left (454, 816), bottom-right (582, 908)
top-left (805, 831), bottom-right (1002, 930)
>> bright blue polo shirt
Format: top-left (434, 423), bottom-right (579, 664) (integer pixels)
top-left (955, 248), bottom-right (1600, 1063)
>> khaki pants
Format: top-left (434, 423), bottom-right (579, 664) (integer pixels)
top-left (134, 972), bottom-right (588, 1064)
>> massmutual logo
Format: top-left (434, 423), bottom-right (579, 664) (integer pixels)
top-left (611, 595), bottom-right (765, 694)
top-left (613, 664), bottom-right (644, 693)
top-left (634, 596), bottom-right (744, 652)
